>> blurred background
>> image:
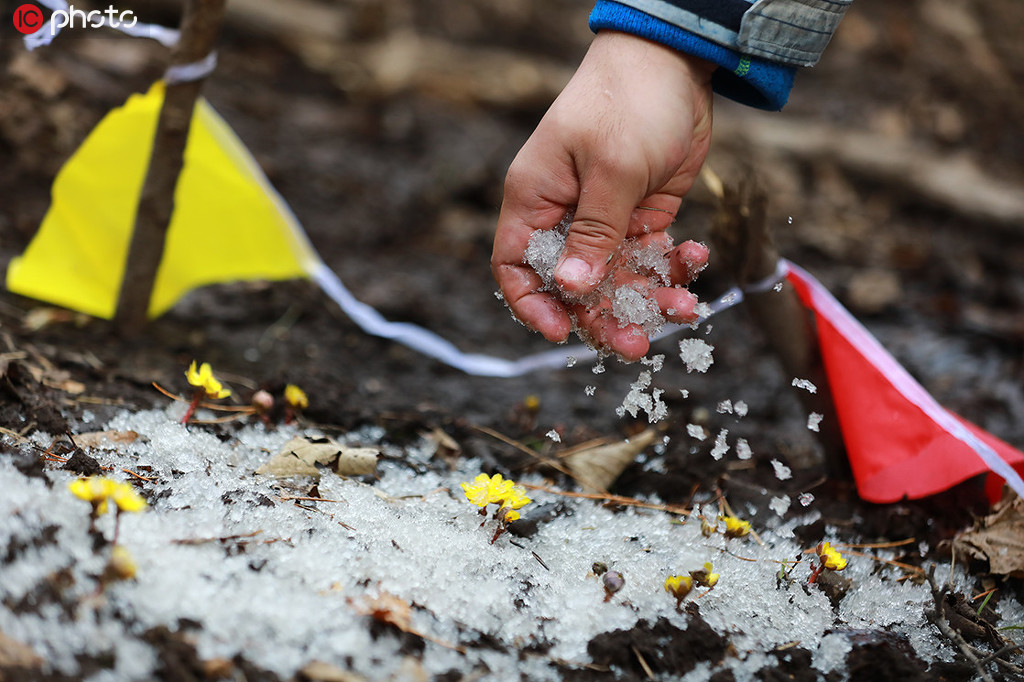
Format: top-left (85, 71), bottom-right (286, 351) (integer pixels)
top-left (1, 0), bottom-right (1022, 481)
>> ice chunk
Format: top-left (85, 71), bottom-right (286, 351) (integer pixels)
top-left (716, 400), bottom-right (733, 414)
top-left (807, 412), bottom-right (823, 432)
top-left (710, 429), bottom-right (729, 460)
top-left (640, 354), bottom-right (665, 373)
top-left (769, 495), bottom-right (791, 517)
top-left (771, 459), bottom-right (792, 481)
top-left (680, 389), bottom-right (689, 399)
top-left (679, 339), bottom-right (714, 373)
top-left (616, 371), bottom-right (668, 423)
top-left (546, 430), bottom-right (561, 443)
top-left (611, 283), bottom-right (662, 335)
top-left (686, 424), bottom-right (707, 441)
top-left (791, 378), bottom-right (817, 394)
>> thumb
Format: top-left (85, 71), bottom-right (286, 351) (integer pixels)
top-left (554, 175), bottom-right (641, 295)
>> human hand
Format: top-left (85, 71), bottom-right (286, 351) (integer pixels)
top-left (492, 30), bottom-right (715, 361)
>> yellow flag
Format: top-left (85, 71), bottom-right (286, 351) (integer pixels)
top-left (6, 82), bottom-right (319, 319)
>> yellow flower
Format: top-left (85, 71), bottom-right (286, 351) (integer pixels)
top-left (110, 482), bottom-right (148, 513)
top-left (106, 545), bottom-right (137, 580)
top-left (499, 486), bottom-right (532, 511)
top-left (461, 473), bottom-right (495, 508)
top-left (664, 575), bottom-right (693, 601)
top-left (690, 561), bottom-right (720, 588)
top-left (185, 361), bottom-right (231, 399)
top-left (460, 473), bottom-right (532, 530)
top-left (720, 515), bottom-right (751, 538)
top-left (816, 542), bottom-right (848, 571)
top-left (284, 384), bottom-right (308, 410)
top-left (69, 476), bottom-right (115, 503)
top-left (69, 477), bottom-right (147, 515)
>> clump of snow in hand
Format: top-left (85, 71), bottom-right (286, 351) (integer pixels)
top-left (679, 339), bottom-right (714, 373)
top-left (769, 495), bottom-right (791, 517)
top-left (710, 429), bottom-right (729, 460)
top-left (792, 378), bottom-right (817, 393)
top-left (807, 412), bottom-right (823, 432)
top-left (735, 438), bottom-right (753, 460)
top-left (0, 406), bottom-right (995, 680)
top-left (799, 493), bottom-right (815, 507)
top-left (523, 214), bottom-right (702, 343)
top-left (771, 459), bottom-right (792, 481)
top-left (546, 430), bottom-right (561, 443)
top-left (686, 424), bottom-right (707, 441)
top-left (616, 371), bottom-right (667, 423)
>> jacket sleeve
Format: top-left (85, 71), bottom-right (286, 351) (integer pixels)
top-left (590, 0), bottom-right (853, 111)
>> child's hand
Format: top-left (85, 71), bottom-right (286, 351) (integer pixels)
top-left (492, 31), bottom-right (714, 361)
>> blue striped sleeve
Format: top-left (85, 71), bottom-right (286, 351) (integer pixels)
top-left (590, 1), bottom-right (796, 111)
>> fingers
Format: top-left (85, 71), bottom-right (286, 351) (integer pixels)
top-left (493, 262), bottom-right (572, 343)
top-left (573, 304), bottom-right (651, 362)
top-left (553, 163), bottom-right (646, 296)
top-left (670, 240), bottom-right (710, 284)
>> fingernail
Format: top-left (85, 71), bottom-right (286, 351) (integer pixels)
top-left (555, 257), bottom-right (591, 286)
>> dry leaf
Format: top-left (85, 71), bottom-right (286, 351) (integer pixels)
top-left (282, 436), bottom-right (343, 466)
top-left (72, 430), bottom-right (140, 448)
top-left (335, 447), bottom-right (378, 477)
top-left (298, 660), bottom-right (366, 682)
top-left (564, 429), bottom-right (658, 493)
top-left (952, 490), bottom-right (1024, 578)
top-left (255, 452), bottom-right (321, 479)
top-left (353, 592), bottom-right (412, 631)
top-left (0, 630), bottom-right (43, 667)
top-left (256, 437), bottom-right (377, 479)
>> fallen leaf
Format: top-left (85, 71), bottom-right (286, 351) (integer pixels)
top-left (564, 429), bottom-right (658, 493)
top-left (72, 430), bottom-right (140, 448)
top-left (353, 592), bottom-right (412, 631)
top-left (255, 437), bottom-right (378, 479)
top-left (255, 452), bottom-right (321, 478)
top-left (282, 436), bottom-right (344, 467)
top-left (0, 629), bottom-right (43, 667)
top-left (335, 447), bottom-right (378, 476)
top-left (298, 659), bottom-right (366, 682)
top-left (952, 490), bottom-right (1024, 578)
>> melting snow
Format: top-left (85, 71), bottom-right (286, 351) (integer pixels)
top-left (0, 407), bottom-right (1000, 680)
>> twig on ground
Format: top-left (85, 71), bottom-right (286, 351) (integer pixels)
top-left (518, 482), bottom-right (690, 517)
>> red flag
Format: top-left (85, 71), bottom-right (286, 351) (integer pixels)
top-left (783, 261), bottom-right (1024, 503)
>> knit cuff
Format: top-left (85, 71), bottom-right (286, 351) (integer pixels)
top-left (590, 1), bottom-right (796, 111)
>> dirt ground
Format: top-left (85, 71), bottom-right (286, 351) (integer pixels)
top-left (2, 0), bottom-right (1024, 679)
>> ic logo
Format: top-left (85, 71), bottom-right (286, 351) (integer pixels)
top-left (13, 3), bottom-right (44, 34)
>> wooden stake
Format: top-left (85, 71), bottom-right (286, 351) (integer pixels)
top-left (114, 0), bottom-right (227, 334)
top-left (708, 171), bottom-right (849, 478)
